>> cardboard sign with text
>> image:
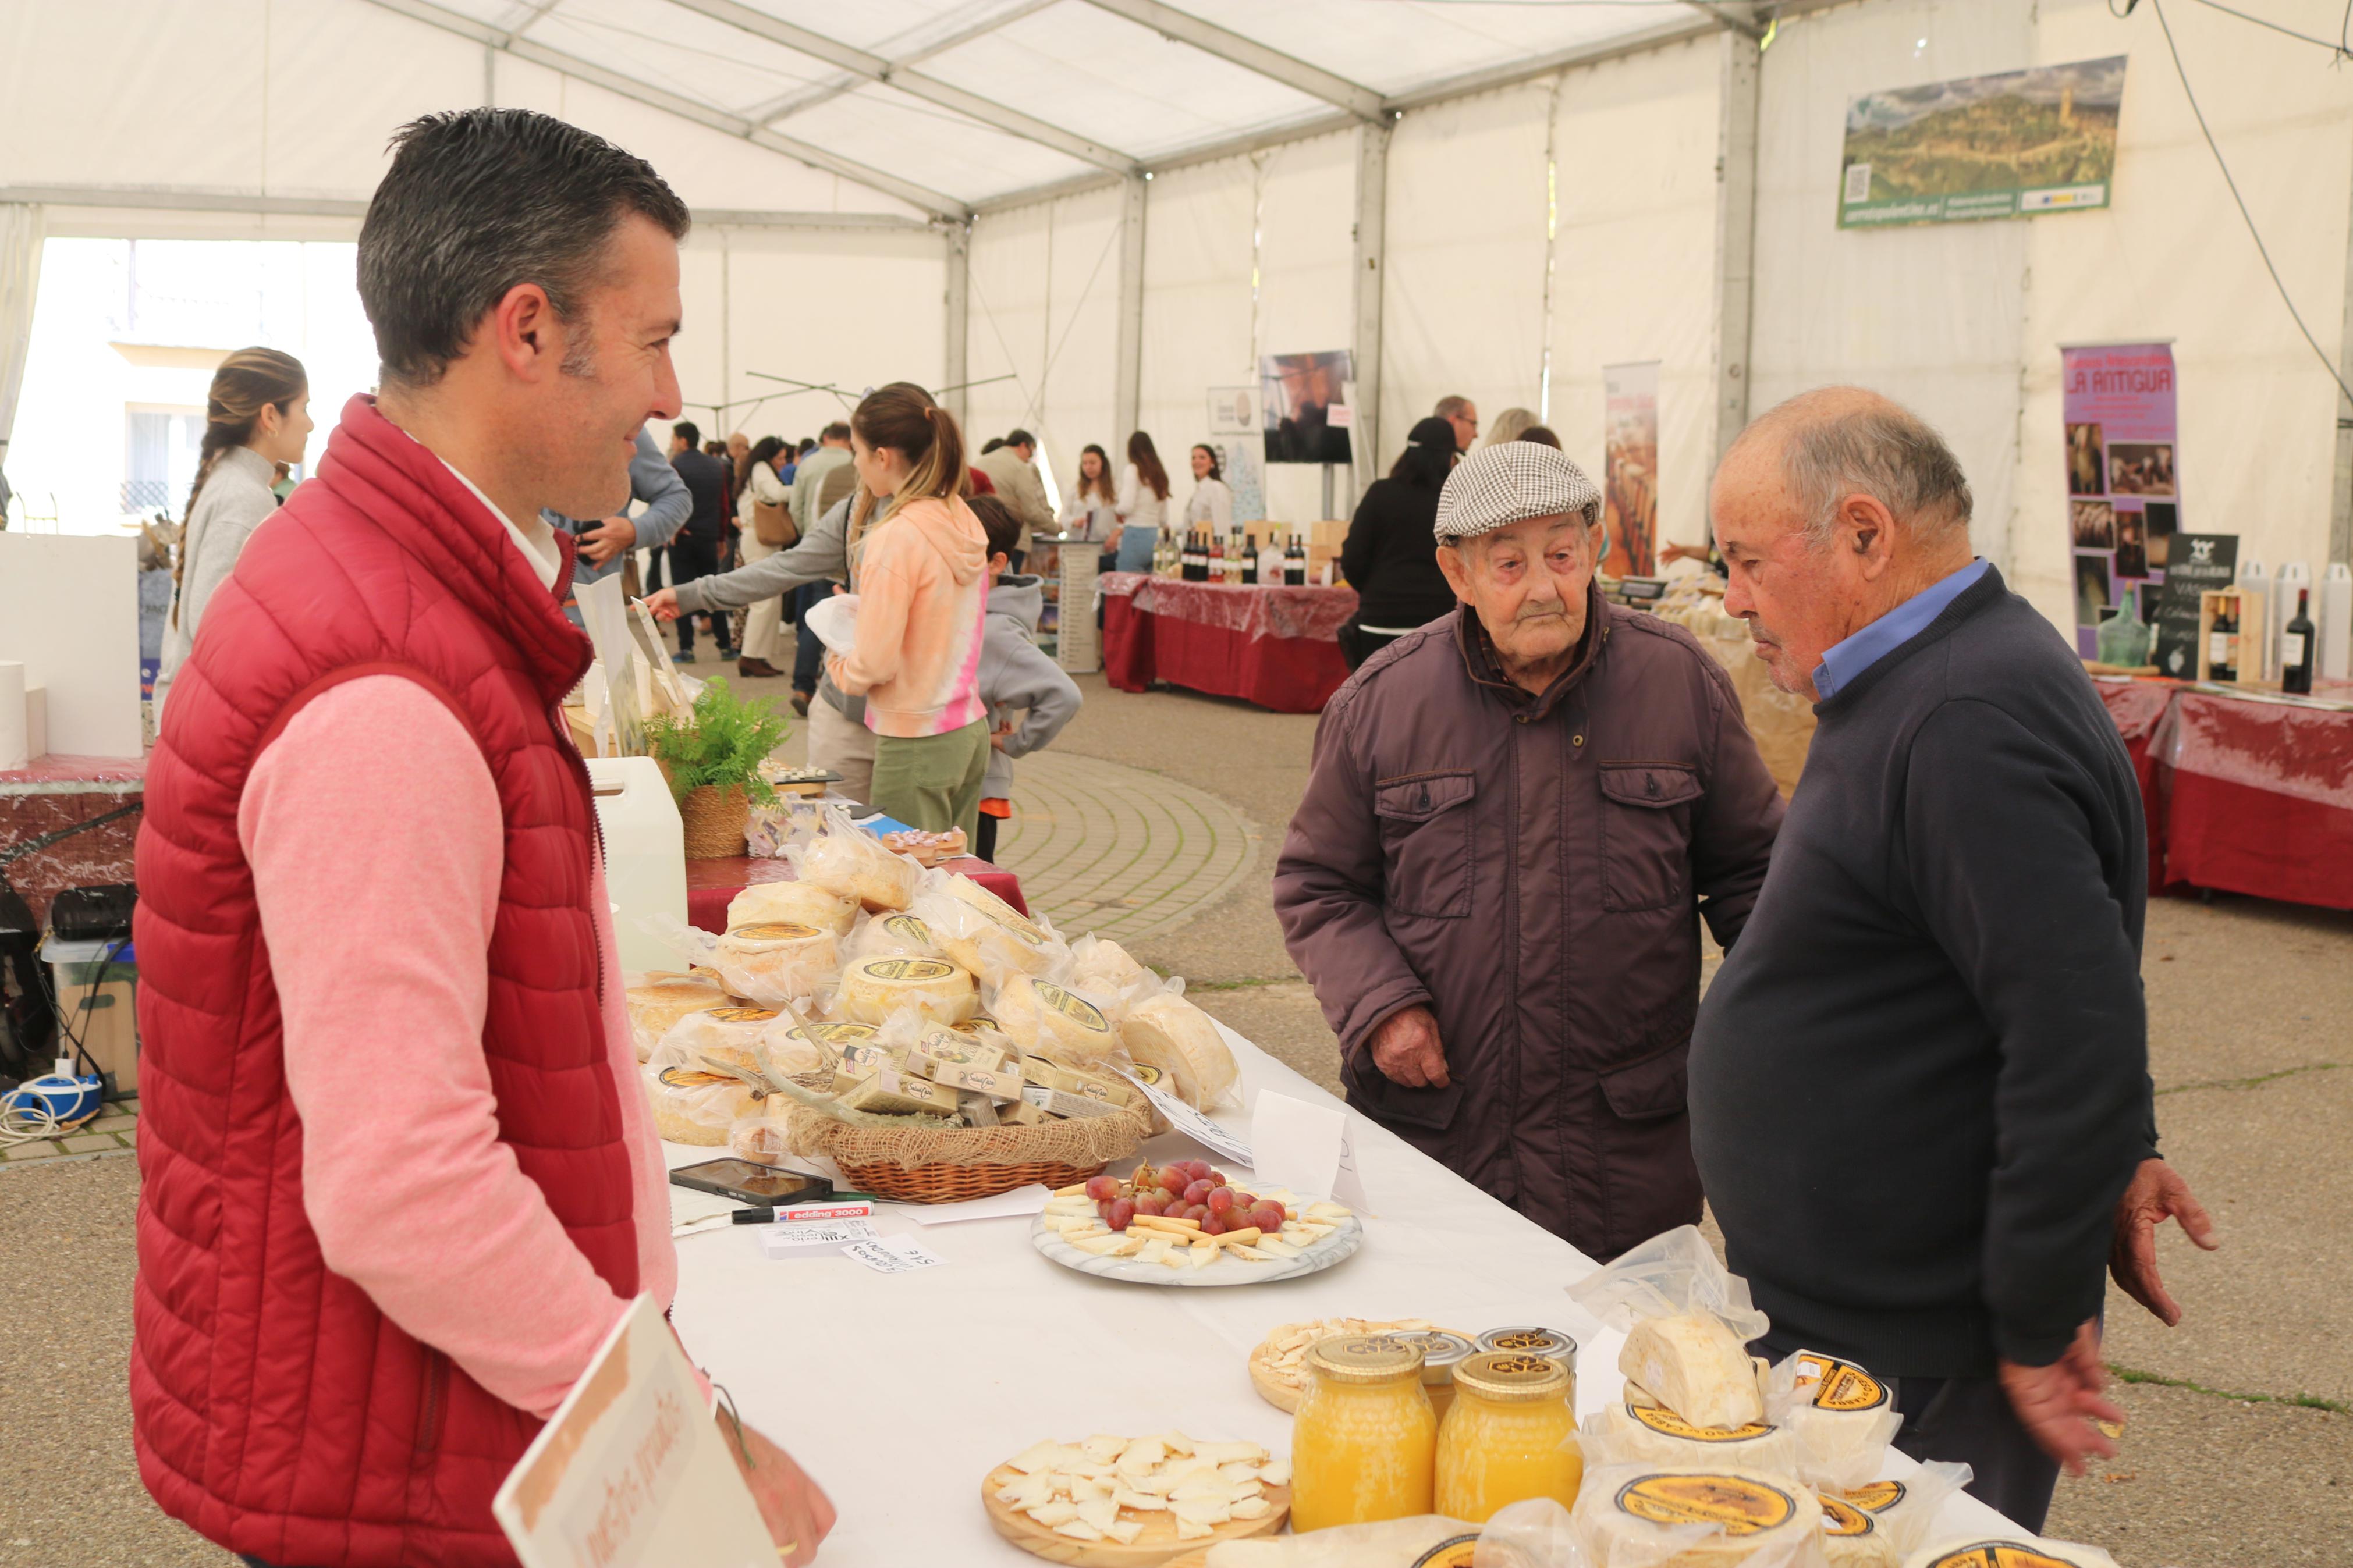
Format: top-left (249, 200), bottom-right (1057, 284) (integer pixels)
top-left (493, 1295), bottom-right (772, 1568)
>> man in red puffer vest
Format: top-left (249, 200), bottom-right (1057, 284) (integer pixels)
top-left (130, 109), bottom-right (833, 1568)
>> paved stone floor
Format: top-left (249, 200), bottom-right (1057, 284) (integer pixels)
top-left (5, 659), bottom-right (2345, 1565)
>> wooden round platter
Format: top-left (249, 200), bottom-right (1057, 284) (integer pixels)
top-left (1163, 1553), bottom-right (1213, 1568)
top-left (1247, 1322), bottom-right (1477, 1414)
top-left (982, 1464), bottom-right (1290, 1566)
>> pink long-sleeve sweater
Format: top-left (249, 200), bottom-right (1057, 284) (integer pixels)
top-left (240, 673), bottom-right (677, 1418)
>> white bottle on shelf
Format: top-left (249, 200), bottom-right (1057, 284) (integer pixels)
top-left (2321, 562), bottom-right (2353, 680)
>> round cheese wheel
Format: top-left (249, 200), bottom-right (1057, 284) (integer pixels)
top-left (714, 922), bottom-right (840, 1002)
top-left (1901, 1539), bottom-right (2118, 1568)
top-left (645, 1064), bottom-right (754, 1146)
top-left (626, 975), bottom-right (729, 1061)
top-left (658, 1004), bottom-right (781, 1075)
top-left (801, 830), bottom-right (919, 912)
top-left (1069, 934), bottom-right (1155, 995)
top-left (1818, 1494), bottom-right (1899, 1568)
top-left (757, 1016), bottom-right (829, 1077)
top-left (992, 973), bottom-right (1119, 1064)
top-left (1777, 1353), bottom-right (1901, 1490)
top-left (1572, 1466), bottom-right (1821, 1568)
top-left (845, 911), bottom-right (946, 965)
top-left (1119, 991), bottom-right (1238, 1108)
top-left (836, 955), bottom-right (977, 1026)
top-left (927, 874), bottom-right (1067, 985)
top-left (1594, 1399), bottom-right (1797, 1480)
top-left (726, 879), bottom-right (856, 935)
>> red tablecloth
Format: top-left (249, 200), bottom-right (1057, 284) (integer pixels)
top-left (1099, 573), bottom-right (1357, 714)
top-left (2096, 677), bottom-right (2353, 909)
top-left (684, 854), bottom-right (1027, 931)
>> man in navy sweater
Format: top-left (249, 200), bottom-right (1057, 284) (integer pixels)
top-left (1689, 388), bottom-right (2217, 1530)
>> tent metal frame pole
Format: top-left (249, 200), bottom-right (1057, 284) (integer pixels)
top-left (1351, 120), bottom-right (1392, 508)
top-left (2334, 147), bottom-right (2353, 566)
top-left (1709, 17), bottom-right (1764, 478)
top-left (1078, 0), bottom-right (1383, 122)
top-left (1114, 174), bottom-right (1148, 442)
top-left (0, 186), bottom-right (931, 233)
top-left (945, 223), bottom-right (971, 431)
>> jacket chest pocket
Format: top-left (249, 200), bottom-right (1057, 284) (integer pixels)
top-left (1374, 770), bottom-right (1476, 919)
top-left (1598, 760), bottom-right (1701, 913)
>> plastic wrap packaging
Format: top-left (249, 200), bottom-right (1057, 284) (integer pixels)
top-left (1569, 1464), bottom-right (1825, 1568)
top-left (1900, 1534), bottom-right (2115, 1568)
top-left (911, 869), bottom-right (1069, 988)
top-left (756, 1014), bottom-right (831, 1078)
top-left (791, 804), bottom-right (920, 911)
top-left (713, 921), bottom-right (840, 1002)
top-left (726, 877), bottom-right (857, 935)
top-left (1763, 1352), bottom-right (1904, 1492)
top-left (840, 909), bottom-right (947, 965)
top-left (1817, 1464), bottom-right (1969, 1568)
top-left (625, 972), bottom-right (730, 1061)
top-left (1581, 1397), bottom-right (1796, 1481)
top-left (1566, 1226), bottom-right (1771, 1431)
top-left (654, 1005), bottom-right (782, 1077)
top-left (1119, 990), bottom-right (1240, 1108)
top-left (1067, 933), bottom-right (1158, 995)
top-left (644, 1063), bottom-right (757, 1146)
top-left (991, 972), bottom-right (1122, 1065)
top-left (729, 1098), bottom-right (794, 1167)
top-left (1204, 1515), bottom-right (1483, 1566)
top-left (835, 953), bottom-right (977, 1026)
top-left (1474, 1497), bottom-right (1581, 1568)
top-left (744, 795), bottom-right (829, 859)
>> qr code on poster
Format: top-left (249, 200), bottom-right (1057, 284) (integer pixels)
top-left (1843, 162), bottom-right (1872, 204)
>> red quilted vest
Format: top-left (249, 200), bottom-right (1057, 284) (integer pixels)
top-left (130, 394), bottom-right (637, 1567)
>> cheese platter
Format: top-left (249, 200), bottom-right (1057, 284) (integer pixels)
top-left (1028, 1162), bottom-right (1362, 1288)
top-left (983, 1432), bottom-right (1290, 1565)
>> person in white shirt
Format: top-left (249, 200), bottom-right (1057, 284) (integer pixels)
top-left (1114, 430), bottom-right (1170, 573)
top-left (1057, 442), bottom-right (1120, 542)
top-left (154, 346), bottom-right (313, 718)
top-left (1184, 443), bottom-right (1234, 532)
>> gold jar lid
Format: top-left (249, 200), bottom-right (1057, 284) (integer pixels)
top-left (1453, 1351), bottom-right (1571, 1403)
top-left (1305, 1334), bottom-right (1426, 1386)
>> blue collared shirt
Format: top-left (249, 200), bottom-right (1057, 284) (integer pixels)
top-left (1812, 557), bottom-right (1990, 702)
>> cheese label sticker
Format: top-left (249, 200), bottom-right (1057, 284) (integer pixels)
top-left (1921, 1547), bottom-right (2084, 1568)
top-left (808, 1022), bottom-right (879, 1044)
top-left (881, 914), bottom-right (934, 944)
top-left (1811, 1361), bottom-right (1891, 1413)
top-left (655, 1066), bottom-right (733, 1089)
top-left (1130, 1062), bottom-right (1165, 1086)
top-left (1036, 983), bottom-right (1110, 1031)
top-left (1408, 1537), bottom-right (1481, 1568)
top-left (1819, 1497), bottom-right (1875, 1537)
top-left (1842, 1480), bottom-right (1907, 1514)
top-left (1615, 1474), bottom-right (1797, 1534)
top-left (727, 922), bottom-right (822, 941)
top-left (706, 1007), bottom-right (779, 1023)
top-left (861, 958), bottom-right (957, 982)
top-left (1628, 1403), bottom-right (1776, 1441)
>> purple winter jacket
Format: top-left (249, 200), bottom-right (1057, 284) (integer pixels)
top-left (1273, 591), bottom-right (1783, 1260)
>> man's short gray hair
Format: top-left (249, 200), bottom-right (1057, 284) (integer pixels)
top-left (1765, 390), bottom-right (1973, 548)
top-left (1435, 394), bottom-right (1472, 420)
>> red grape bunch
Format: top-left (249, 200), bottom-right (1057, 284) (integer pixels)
top-left (1084, 1161), bottom-right (1291, 1236)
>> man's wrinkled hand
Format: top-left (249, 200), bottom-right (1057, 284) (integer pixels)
top-left (1367, 1005), bottom-right (1449, 1090)
top-left (2110, 1156), bottom-right (2220, 1328)
top-left (1997, 1322), bottom-right (2125, 1478)
top-left (579, 514), bottom-right (637, 566)
top-left (722, 1414), bottom-right (836, 1567)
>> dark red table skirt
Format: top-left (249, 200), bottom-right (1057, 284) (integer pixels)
top-left (684, 854), bottom-right (1027, 931)
top-left (1103, 595), bottom-right (1354, 714)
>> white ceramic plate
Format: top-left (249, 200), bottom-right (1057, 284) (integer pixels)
top-left (804, 593), bottom-right (859, 655)
top-left (1028, 1212), bottom-right (1362, 1288)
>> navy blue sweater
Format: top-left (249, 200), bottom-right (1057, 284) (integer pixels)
top-left (1690, 566), bottom-right (2156, 1377)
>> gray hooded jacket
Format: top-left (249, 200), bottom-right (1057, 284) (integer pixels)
top-left (978, 573), bottom-right (1082, 798)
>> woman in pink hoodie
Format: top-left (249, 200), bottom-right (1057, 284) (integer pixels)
top-left (828, 382), bottom-right (993, 834)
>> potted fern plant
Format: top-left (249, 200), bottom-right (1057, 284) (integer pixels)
top-left (643, 677), bottom-right (790, 859)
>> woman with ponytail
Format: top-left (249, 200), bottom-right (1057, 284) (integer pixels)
top-left (826, 381), bottom-right (993, 834)
top-left (154, 346), bottom-right (311, 716)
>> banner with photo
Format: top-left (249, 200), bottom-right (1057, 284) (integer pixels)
top-left (1840, 56), bottom-right (2124, 228)
top-left (1601, 361), bottom-right (1660, 578)
top-left (2063, 342), bottom-right (2178, 660)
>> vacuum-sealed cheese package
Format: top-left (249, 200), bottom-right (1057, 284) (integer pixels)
top-left (992, 972), bottom-right (1121, 1065)
top-left (655, 1004), bottom-right (781, 1076)
top-left (842, 910), bottom-right (947, 965)
top-left (911, 870), bottom-right (1069, 988)
top-left (1818, 1463), bottom-right (1970, 1568)
top-left (1764, 1350), bottom-right (1903, 1491)
top-left (836, 954), bottom-right (977, 1026)
top-left (1202, 1514), bottom-right (1479, 1566)
top-left (792, 805), bottom-right (920, 912)
top-left (713, 921), bottom-right (840, 1003)
top-left (726, 878), bottom-right (857, 936)
top-left (1901, 1535), bottom-right (2117, 1568)
top-left (1583, 1397), bottom-right (1797, 1480)
top-left (1118, 990), bottom-right (1239, 1108)
top-left (1571, 1464), bottom-right (1823, 1567)
top-left (1566, 1225), bottom-right (1771, 1431)
top-left (644, 1064), bottom-right (755, 1146)
top-left (625, 972), bottom-right (730, 1061)
top-left (1067, 933), bottom-right (1157, 995)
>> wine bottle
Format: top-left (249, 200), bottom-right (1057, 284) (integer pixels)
top-left (2283, 587), bottom-right (2316, 694)
top-left (2208, 600), bottom-right (2239, 682)
top-left (1241, 532), bottom-right (1259, 585)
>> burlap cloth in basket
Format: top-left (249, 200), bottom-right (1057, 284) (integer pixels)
top-left (782, 1100), bottom-right (1152, 1169)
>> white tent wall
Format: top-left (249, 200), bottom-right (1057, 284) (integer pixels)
top-left (1543, 35), bottom-right (1723, 556)
top-left (1135, 155), bottom-right (1255, 517)
top-left (964, 184), bottom-right (1122, 504)
top-left (1253, 131), bottom-right (1357, 527)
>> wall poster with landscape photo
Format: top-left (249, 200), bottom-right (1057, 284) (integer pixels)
top-left (1839, 56), bottom-right (2125, 228)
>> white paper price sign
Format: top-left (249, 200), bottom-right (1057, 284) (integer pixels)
top-left (757, 1217), bottom-right (879, 1259)
top-left (1110, 1067), bottom-right (1254, 1166)
top-left (842, 1236), bottom-right (946, 1274)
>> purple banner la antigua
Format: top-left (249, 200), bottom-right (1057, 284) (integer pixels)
top-left (2063, 342), bottom-right (2179, 657)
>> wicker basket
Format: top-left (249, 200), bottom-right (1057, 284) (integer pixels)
top-left (835, 1156), bottom-right (1109, 1204)
top-left (771, 1101), bottom-right (1152, 1204)
top-left (679, 784), bottom-right (751, 859)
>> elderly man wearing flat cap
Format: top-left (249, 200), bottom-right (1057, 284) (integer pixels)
top-left (1276, 443), bottom-right (1783, 1260)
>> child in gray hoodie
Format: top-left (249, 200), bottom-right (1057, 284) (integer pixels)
top-left (967, 495), bottom-right (1084, 862)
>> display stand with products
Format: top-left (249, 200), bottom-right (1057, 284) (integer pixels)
top-left (1099, 573), bottom-right (1358, 714)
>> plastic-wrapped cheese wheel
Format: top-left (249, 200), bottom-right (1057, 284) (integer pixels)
top-left (1119, 991), bottom-right (1239, 1108)
top-left (714, 922), bottom-right (839, 1002)
top-left (992, 973), bottom-right (1119, 1065)
top-left (1619, 1313), bottom-right (1766, 1430)
top-left (843, 911), bottom-right (945, 965)
top-left (757, 1016), bottom-right (829, 1077)
top-left (726, 879), bottom-right (856, 936)
top-left (657, 1005), bottom-right (780, 1076)
top-left (1902, 1538), bottom-right (2120, 1568)
top-left (1067, 933), bottom-right (1155, 995)
top-left (1589, 1399), bottom-right (1797, 1480)
top-left (645, 1065), bottom-right (755, 1146)
top-left (1769, 1350), bottom-right (1903, 1491)
top-left (836, 955), bottom-right (976, 1026)
top-left (921, 874), bottom-right (1067, 986)
top-left (1571, 1466), bottom-right (1821, 1568)
top-left (1818, 1494), bottom-right (1898, 1568)
top-left (800, 828), bottom-right (919, 912)
top-left (626, 974), bottom-right (729, 1061)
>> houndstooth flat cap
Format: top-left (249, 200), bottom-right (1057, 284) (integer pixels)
top-left (1433, 442), bottom-right (1603, 540)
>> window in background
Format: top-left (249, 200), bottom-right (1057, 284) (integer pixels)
top-left (123, 407), bottom-right (203, 514)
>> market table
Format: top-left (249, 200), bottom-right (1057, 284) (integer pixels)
top-left (2094, 676), bottom-right (2353, 909)
top-left (684, 853), bottom-right (1028, 931)
top-left (662, 1026), bottom-right (2024, 1563)
top-left (0, 753), bottom-right (145, 927)
top-left (1101, 573), bottom-right (1357, 714)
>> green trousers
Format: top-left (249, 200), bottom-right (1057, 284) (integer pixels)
top-left (868, 719), bottom-right (989, 838)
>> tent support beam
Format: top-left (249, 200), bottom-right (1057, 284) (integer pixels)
top-left (0, 186), bottom-right (931, 232)
top-left (741, 0), bottom-right (1057, 126)
top-left (1351, 120), bottom-right (1391, 502)
top-left (665, 0), bottom-right (1140, 175)
top-left (1114, 174), bottom-right (1147, 442)
top-left (1708, 17), bottom-right (1764, 475)
top-left (360, 0), bottom-right (969, 221)
top-left (1078, 0), bottom-right (1383, 122)
top-left (2334, 147), bottom-right (2353, 565)
top-left (946, 223), bottom-right (971, 431)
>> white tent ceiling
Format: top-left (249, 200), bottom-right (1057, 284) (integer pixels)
top-left (365, 0), bottom-right (1747, 216)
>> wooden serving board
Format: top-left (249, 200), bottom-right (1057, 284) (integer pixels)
top-left (1247, 1323), bottom-right (1475, 1415)
top-left (982, 1465), bottom-right (1290, 1566)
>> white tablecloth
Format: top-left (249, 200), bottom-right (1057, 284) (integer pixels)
top-left (665, 1026), bottom-right (2019, 1563)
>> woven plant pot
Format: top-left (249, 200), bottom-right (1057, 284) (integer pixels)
top-left (679, 784), bottom-right (751, 859)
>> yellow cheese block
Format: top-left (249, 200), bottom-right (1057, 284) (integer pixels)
top-left (993, 973), bottom-right (1119, 1065)
top-left (836, 954), bottom-right (977, 1026)
top-left (725, 879), bottom-right (857, 935)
